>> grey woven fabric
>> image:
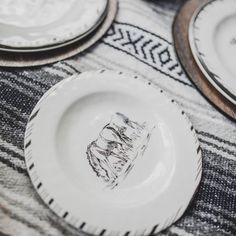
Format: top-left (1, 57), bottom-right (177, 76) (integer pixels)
top-left (0, 0), bottom-right (235, 235)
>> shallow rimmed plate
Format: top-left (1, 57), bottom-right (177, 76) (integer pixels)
top-left (0, 5), bottom-right (108, 53)
top-left (24, 70), bottom-right (202, 236)
top-left (189, 0), bottom-right (236, 105)
top-left (0, 0), bottom-right (117, 67)
top-left (0, 0), bottom-right (108, 49)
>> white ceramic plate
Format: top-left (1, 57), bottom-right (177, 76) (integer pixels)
top-left (0, 8), bottom-right (108, 53)
top-left (0, 0), bottom-right (108, 49)
top-left (0, 0), bottom-right (117, 67)
top-left (24, 70), bottom-right (202, 236)
top-left (189, 0), bottom-right (236, 105)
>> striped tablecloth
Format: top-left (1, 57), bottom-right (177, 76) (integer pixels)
top-left (0, 0), bottom-right (235, 235)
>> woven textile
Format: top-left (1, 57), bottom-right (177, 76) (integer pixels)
top-left (0, 0), bottom-right (235, 235)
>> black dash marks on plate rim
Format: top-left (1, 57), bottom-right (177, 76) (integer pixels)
top-left (148, 224), bottom-right (159, 235)
top-left (29, 109), bottom-right (40, 122)
top-left (63, 212), bottom-right (69, 218)
top-left (25, 140), bottom-right (32, 149)
top-left (197, 146), bottom-right (201, 154)
top-left (49, 198), bottom-right (54, 205)
top-left (80, 222), bottom-right (86, 229)
top-left (37, 182), bottom-right (42, 189)
top-left (99, 229), bottom-right (106, 236)
top-left (29, 163), bottom-right (34, 170)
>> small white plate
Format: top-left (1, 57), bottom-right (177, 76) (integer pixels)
top-left (189, 0), bottom-right (236, 104)
top-left (0, 0), bottom-right (108, 49)
top-left (24, 70), bottom-right (202, 236)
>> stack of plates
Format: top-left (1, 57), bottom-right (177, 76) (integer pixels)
top-left (0, 0), bottom-right (117, 67)
top-left (0, 0), bottom-right (108, 52)
top-left (189, 0), bottom-right (236, 105)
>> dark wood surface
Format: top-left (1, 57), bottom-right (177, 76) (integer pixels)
top-left (173, 0), bottom-right (236, 120)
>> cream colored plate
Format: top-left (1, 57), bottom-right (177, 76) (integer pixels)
top-left (0, 0), bottom-right (108, 48)
top-left (0, 7), bottom-right (108, 53)
top-left (24, 70), bottom-right (202, 236)
top-left (0, 0), bottom-right (117, 67)
top-left (189, 0), bottom-right (236, 104)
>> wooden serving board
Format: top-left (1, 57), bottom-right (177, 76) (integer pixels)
top-left (173, 0), bottom-right (236, 120)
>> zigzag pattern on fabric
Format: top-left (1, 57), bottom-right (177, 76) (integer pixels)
top-left (102, 21), bottom-right (192, 87)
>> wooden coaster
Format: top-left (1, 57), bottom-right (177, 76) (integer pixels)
top-left (173, 0), bottom-right (236, 120)
top-left (0, 0), bottom-right (117, 68)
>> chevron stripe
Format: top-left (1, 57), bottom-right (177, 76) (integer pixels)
top-left (102, 22), bottom-right (191, 86)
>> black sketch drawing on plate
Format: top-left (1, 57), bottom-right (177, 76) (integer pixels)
top-left (86, 112), bottom-right (155, 189)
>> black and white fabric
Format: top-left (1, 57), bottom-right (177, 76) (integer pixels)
top-left (0, 0), bottom-right (235, 235)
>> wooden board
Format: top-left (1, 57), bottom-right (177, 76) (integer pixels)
top-left (0, 0), bottom-right (117, 67)
top-left (173, 0), bottom-right (236, 120)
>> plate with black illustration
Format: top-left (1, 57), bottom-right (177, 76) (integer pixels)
top-left (24, 70), bottom-right (202, 236)
top-left (0, 0), bottom-right (108, 50)
top-left (189, 0), bottom-right (236, 105)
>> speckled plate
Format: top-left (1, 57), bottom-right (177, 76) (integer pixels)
top-left (24, 70), bottom-right (202, 236)
top-left (0, 0), bottom-right (108, 49)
